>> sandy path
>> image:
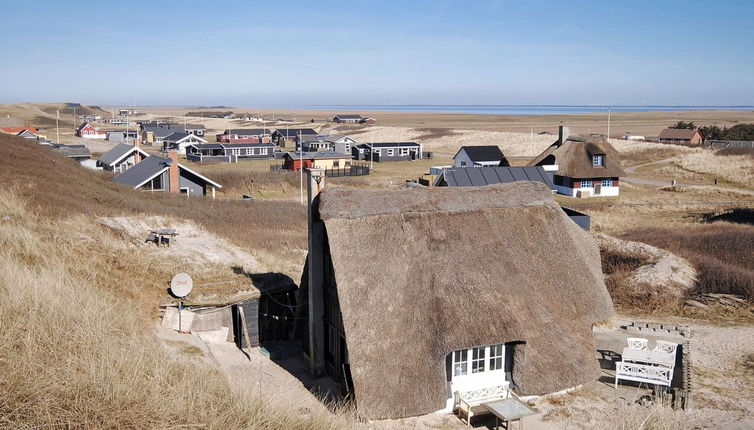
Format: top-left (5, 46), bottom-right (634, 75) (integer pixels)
top-left (623, 157), bottom-right (754, 196)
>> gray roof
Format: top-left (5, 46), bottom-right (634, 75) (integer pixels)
top-left (112, 156), bottom-right (169, 187)
top-left (144, 125), bottom-right (185, 138)
top-left (435, 166), bottom-right (555, 190)
top-left (163, 131), bottom-right (191, 142)
top-left (52, 144), bottom-right (91, 159)
top-left (222, 129), bottom-right (269, 135)
top-left (357, 142), bottom-right (420, 148)
top-left (112, 155), bottom-right (222, 189)
top-left (98, 143), bottom-right (145, 166)
top-left (274, 128), bottom-right (318, 137)
top-left (334, 114), bottom-right (363, 119)
top-left (456, 145), bottom-right (507, 163)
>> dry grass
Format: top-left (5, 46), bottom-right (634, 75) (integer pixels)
top-left (623, 223), bottom-right (754, 301)
top-left (0, 134), bottom-right (308, 280)
top-left (675, 151), bottom-right (754, 187)
top-left (0, 189), bottom-right (353, 429)
top-left (599, 243), bottom-right (683, 314)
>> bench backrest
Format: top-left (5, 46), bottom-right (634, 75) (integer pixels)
top-left (616, 361), bottom-right (672, 386)
top-left (626, 337), bottom-right (649, 351)
top-left (457, 384), bottom-right (509, 404)
top-left (654, 340), bottom-right (677, 354)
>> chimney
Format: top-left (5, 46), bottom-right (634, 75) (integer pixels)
top-left (168, 151), bottom-right (180, 194)
top-left (558, 126), bottom-right (570, 147)
top-left (305, 168), bottom-right (326, 377)
top-left (133, 139), bottom-right (142, 163)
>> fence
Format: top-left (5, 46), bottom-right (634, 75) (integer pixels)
top-left (325, 163), bottom-right (370, 177)
top-left (268, 163), bottom-right (370, 177)
top-left (705, 139), bottom-right (754, 149)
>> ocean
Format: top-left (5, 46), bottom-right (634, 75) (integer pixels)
top-left (278, 105), bottom-right (754, 116)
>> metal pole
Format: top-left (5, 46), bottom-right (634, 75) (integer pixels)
top-left (299, 131), bottom-right (304, 204)
top-left (607, 106), bottom-right (611, 139)
top-left (56, 110), bottom-right (60, 143)
top-left (178, 299), bottom-right (183, 333)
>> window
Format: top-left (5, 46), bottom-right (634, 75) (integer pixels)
top-left (232, 148), bottom-right (241, 156)
top-left (471, 347), bottom-right (486, 373)
top-left (460, 161), bottom-right (467, 167)
top-left (246, 148), bottom-right (253, 155)
top-left (592, 155), bottom-right (604, 166)
top-left (387, 149), bottom-right (394, 156)
top-left (453, 350), bottom-right (468, 376)
top-left (260, 147), bottom-right (268, 155)
top-left (581, 180), bottom-right (593, 188)
top-left (489, 344), bottom-right (504, 370)
top-left (400, 148), bottom-right (409, 155)
top-left (601, 179), bottom-right (613, 187)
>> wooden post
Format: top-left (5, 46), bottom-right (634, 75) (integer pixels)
top-left (237, 306), bottom-right (253, 361)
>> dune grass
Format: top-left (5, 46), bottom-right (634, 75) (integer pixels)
top-left (0, 189), bottom-right (353, 429)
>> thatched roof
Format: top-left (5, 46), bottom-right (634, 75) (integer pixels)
top-left (529, 135), bottom-right (625, 178)
top-left (314, 182), bottom-right (614, 419)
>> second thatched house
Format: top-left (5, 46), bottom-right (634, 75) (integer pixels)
top-left (529, 126), bottom-right (625, 197)
top-left (298, 176), bottom-right (614, 419)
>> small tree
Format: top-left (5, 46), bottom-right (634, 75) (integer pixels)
top-left (669, 121), bottom-right (695, 130)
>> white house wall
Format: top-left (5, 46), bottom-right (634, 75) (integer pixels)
top-left (555, 185), bottom-right (620, 197)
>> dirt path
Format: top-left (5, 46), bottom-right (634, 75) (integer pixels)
top-left (623, 157), bottom-right (754, 196)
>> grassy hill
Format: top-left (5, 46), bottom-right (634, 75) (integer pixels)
top-left (0, 134), bottom-right (338, 428)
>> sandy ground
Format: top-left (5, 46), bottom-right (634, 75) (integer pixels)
top-left (122, 105), bottom-right (754, 137)
top-left (99, 215), bottom-right (260, 271)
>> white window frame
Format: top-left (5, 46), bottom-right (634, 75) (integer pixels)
top-left (581, 180), bottom-right (593, 188)
top-left (592, 155), bottom-right (604, 166)
top-left (387, 149), bottom-right (394, 156)
top-left (245, 148), bottom-right (253, 155)
top-left (601, 179), bottom-right (613, 187)
top-left (450, 343), bottom-right (506, 384)
top-left (260, 147), bottom-right (268, 155)
top-left (232, 148), bottom-right (241, 156)
top-left (400, 147), bottom-right (409, 155)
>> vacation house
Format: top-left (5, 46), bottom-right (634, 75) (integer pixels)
top-left (216, 129), bottom-right (271, 144)
top-left (453, 145), bottom-right (510, 167)
top-left (76, 122), bottom-right (107, 139)
top-left (271, 128), bottom-right (319, 147)
top-left (282, 151), bottom-right (352, 171)
top-left (161, 132), bottom-right (208, 155)
top-left (186, 142), bottom-right (276, 163)
top-left (658, 128), bottom-right (703, 145)
top-left (333, 114), bottom-right (363, 123)
top-left (112, 151), bottom-right (222, 198)
top-left (352, 142), bottom-right (423, 162)
top-left (298, 175), bottom-right (613, 419)
top-left (97, 142), bottom-right (150, 172)
top-left (529, 126), bottom-right (625, 197)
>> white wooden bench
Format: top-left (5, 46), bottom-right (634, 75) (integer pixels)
top-left (615, 361), bottom-right (672, 389)
top-left (456, 383), bottom-right (517, 426)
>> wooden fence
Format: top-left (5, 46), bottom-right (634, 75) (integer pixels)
top-left (705, 140), bottom-right (754, 149)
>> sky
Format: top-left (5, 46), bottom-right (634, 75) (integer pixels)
top-left (0, 0), bottom-right (753, 106)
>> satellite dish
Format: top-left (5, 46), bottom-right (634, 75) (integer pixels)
top-left (165, 158), bottom-right (173, 166)
top-left (170, 272), bottom-right (193, 298)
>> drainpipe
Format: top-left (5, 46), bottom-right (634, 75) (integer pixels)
top-left (306, 167), bottom-right (326, 377)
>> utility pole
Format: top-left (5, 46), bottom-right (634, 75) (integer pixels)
top-left (530, 126), bottom-right (533, 157)
top-left (607, 106), bottom-right (611, 139)
top-left (56, 110), bottom-right (60, 143)
top-left (299, 131), bottom-right (304, 204)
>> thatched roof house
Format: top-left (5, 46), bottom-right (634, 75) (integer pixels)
top-left (529, 126), bottom-right (625, 197)
top-left (300, 180), bottom-right (613, 419)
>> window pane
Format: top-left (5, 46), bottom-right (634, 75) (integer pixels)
top-left (471, 347), bottom-right (486, 373)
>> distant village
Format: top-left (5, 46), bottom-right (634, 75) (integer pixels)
top-left (1, 103), bottom-right (725, 203)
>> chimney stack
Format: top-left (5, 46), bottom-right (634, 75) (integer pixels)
top-left (305, 168), bottom-right (326, 377)
top-left (558, 126), bottom-right (570, 147)
top-left (168, 151), bottom-right (180, 194)
top-left (133, 139), bottom-right (142, 163)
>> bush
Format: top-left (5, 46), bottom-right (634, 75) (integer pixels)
top-left (623, 224), bottom-right (754, 301)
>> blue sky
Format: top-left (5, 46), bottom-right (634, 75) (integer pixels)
top-left (0, 0), bottom-right (752, 106)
